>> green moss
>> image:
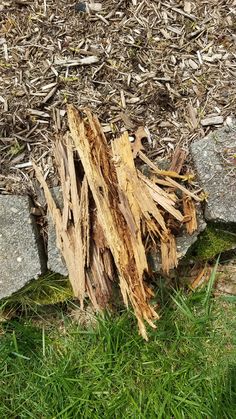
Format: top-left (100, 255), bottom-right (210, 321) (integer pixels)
top-left (190, 224), bottom-right (236, 261)
top-left (1, 272), bottom-right (73, 312)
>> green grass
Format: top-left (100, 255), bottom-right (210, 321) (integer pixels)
top-left (0, 286), bottom-right (236, 418)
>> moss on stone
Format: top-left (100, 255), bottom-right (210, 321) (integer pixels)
top-left (190, 224), bottom-right (236, 261)
top-left (2, 272), bottom-right (73, 309)
top-left (26, 273), bottom-right (73, 305)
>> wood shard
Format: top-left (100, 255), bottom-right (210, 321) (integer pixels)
top-left (183, 194), bottom-right (198, 235)
top-left (67, 105), bottom-right (159, 340)
top-left (33, 133), bottom-right (113, 310)
top-left (161, 233), bottom-right (178, 275)
top-left (201, 116), bottom-right (223, 126)
top-left (170, 148), bottom-right (187, 173)
top-left (34, 105), bottom-right (200, 340)
top-left (32, 151), bottom-right (86, 305)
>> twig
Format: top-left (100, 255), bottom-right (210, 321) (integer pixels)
top-left (161, 2), bottom-right (197, 21)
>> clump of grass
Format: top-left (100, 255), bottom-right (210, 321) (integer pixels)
top-left (0, 276), bottom-right (235, 418)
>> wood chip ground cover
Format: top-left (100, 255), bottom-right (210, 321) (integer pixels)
top-left (0, 0), bottom-right (236, 192)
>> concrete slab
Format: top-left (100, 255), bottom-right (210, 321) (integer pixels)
top-left (0, 195), bottom-right (46, 299)
top-left (191, 125), bottom-right (236, 223)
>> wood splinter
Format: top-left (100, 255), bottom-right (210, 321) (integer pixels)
top-left (33, 105), bottom-right (200, 339)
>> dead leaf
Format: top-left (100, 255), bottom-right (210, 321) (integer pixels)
top-left (131, 126), bottom-right (147, 158)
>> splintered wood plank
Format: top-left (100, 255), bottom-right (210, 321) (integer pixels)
top-left (34, 134), bottom-right (114, 310)
top-left (113, 133), bottom-right (168, 234)
top-left (138, 171), bottom-right (184, 222)
top-left (32, 149), bottom-right (86, 305)
top-left (89, 209), bottom-right (114, 308)
top-left (166, 176), bottom-right (201, 202)
top-left (112, 132), bottom-right (179, 275)
top-left (161, 233), bottom-right (178, 275)
top-left (183, 194), bottom-right (198, 234)
top-left (139, 150), bottom-right (188, 180)
top-left (34, 104), bottom-right (200, 339)
top-left (67, 105), bottom-right (159, 339)
top-left (112, 132), bottom-right (149, 279)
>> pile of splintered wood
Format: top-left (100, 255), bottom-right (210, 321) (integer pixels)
top-left (33, 105), bottom-right (201, 340)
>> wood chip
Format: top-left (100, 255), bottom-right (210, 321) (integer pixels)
top-left (131, 126), bottom-right (147, 158)
top-left (184, 1), bottom-right (191, 14)
top-left (183, 194), bottom-right (197, 234)
top-left (54, 56), bottom-right (99, 66)
top-left (162, 2), bottom-right (196, 21)
top-left (187, 103), bottom-right (198, 129)
top-left (28, 109), bottom-right (50, 117)
top-left (188, 59), bottom-right (198, 70)
top-left (169, 148), bottom-right (187, 173)
top-left (201, 116), bottom-right (224, 126)
top-left (120, 89), bottom-right (126, 109)
top-left (88, 2), bottom-right (102, 12)
top-left (42, 85), bottom-right (58, 104)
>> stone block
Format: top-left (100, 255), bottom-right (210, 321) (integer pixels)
top-left (191, 125), bottom-right (236, 223)
top-left (47, 187), bottom-right (68, 276)
top-left (0, 195), bottom-right (46, 299)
